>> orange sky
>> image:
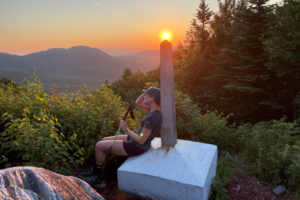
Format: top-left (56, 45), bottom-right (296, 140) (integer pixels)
top-left (0, 0), bottom-right (279, 55)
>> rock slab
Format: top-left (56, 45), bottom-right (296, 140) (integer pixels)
top-left (118, 138), bottom-right (218, 200)
top-left (273, 185), bottom-right (287, 196)
top-left (0, 166), bottom-right (104, 200)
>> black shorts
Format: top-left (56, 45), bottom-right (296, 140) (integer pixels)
top-left (123, 136), bottom-right (147, 156)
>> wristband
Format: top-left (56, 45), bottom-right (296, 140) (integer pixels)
top-left (125, 128), bottom-right (129, 133)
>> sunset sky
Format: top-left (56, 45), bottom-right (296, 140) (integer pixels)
top-left (1, 0), bottom-right (280, 55)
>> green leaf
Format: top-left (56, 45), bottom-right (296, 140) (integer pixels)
top-left (41, 127), bottom-right (46, 135)
top-left (41, 147), bottom-right (48, 154)
top-left (45, 141), bottom-right (50, 149)
top-left (38, 140), bottom-right (44, 146)
top-left (5, 163), bottom-right (11, 168)
top-left (0, 158), bottom-right (8, 164)
top-left (17, 143), bottom-right (25, 150)
top-left (4, 123), bottom-right (11, 127)
top-left (62, 151), bottom-right (69, 156)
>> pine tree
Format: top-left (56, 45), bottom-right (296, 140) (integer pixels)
top-left (264, 0), bottom-right (300, 119)
top-left (196, 0), bottom-right (213, 51)
top-left (174, 0), bottom-right (214, 99)
top-left (210, 0), bottom-right (236, 46)
top-left (206, 0), bottom-right (284, 123)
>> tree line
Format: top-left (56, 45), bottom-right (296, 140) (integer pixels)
top-left (111, 0), bottom-right (300, 124)
top-left (173, 0), bottom-right (300, 124)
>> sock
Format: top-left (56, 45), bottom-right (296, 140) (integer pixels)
top-left (93, 165), bottom-right (105, 178)
top-left (96, 164), bottom-right (104, 169)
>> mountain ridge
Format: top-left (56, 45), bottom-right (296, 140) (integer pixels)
top-left (0, 46), bottom-right (160, 92)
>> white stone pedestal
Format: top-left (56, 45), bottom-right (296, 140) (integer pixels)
top-left (118, 138), bottom-right (218, 200)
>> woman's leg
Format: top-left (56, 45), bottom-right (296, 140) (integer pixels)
top-left (102, 135), bottom-right (128, 141)
top-left (95, 140), bottom-right (128, 165)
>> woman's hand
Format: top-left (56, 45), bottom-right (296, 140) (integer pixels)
top-left (120, 120), bottom-right (128, 132)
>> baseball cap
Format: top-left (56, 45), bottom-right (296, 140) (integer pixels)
top-left (142, 88), bottom-right (160, 102)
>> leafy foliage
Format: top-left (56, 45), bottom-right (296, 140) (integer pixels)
top-left (210, 152), bottom-right (234, 200)
top-left (0, 73), bottom-right (144, 173)
top-left (0, 111), bottom-right (83, 174)
top-left (237, 119), bottom-right (300, 186)
top-left (109, 67), bottom-right (160, 108)
top-left (49, 84), bottom-right (144, 158)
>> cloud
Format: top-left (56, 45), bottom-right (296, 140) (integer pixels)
top-left (94, 2), bottom-right (99, 6)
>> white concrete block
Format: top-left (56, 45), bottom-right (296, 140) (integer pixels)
top-left (118, 138), bottom-right (218, 200)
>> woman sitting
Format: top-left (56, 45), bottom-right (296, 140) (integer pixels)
top-left (79, 87), bottom-right (162, 188)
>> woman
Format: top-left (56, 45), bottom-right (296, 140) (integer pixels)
top-left (79, 87), bottom-right (162, 188)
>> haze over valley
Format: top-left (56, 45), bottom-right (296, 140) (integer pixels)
top-left (0, 46), bottom-right (160, 92)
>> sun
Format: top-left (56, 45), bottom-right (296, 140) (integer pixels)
top-left (163, 33), bottom-right (170, 40)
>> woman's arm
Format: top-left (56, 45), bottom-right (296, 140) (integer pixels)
top-left (120, 120), bottom-right (151, 144)
top-left (135, 93), bottom-right (150, 112)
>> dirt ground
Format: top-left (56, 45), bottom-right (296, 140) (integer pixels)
top-left (72, 166), bottom-right (295, 200)
top-left (226, 171), bottom-right (295, 200)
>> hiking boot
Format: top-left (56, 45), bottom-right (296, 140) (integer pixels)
top-left (78, 168), bottom-right (95, 180)
top-left (86, 174), bottom-right (106, 189)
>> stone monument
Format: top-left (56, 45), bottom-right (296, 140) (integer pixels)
top-left (118, 37), bottom-right (218, 200)
top-left (160, 39), bottom-right (177, 147)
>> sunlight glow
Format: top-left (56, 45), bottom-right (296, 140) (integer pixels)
top-left (163, 33), bottom-right (170, 40)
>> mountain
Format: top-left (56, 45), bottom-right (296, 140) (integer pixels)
top-left (0, 46), bottom-right (159, 92)
top-left (124, 49), bottom-right (160, 60)
top-left (116, 56), bottom-right (159, 69)
top-left (115, 50), bottom-right (160, 70)
top-left (116, 47), bottom-right (177, 62)
top-left (100, 49), bottom-right (143, 57)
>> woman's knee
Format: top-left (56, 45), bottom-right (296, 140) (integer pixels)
top-left (102, 135), bottom-right (127, 141)
top-left (102, 136), bottom-right (114, 141)
top-left (95, 141), bottom-right (103, 150)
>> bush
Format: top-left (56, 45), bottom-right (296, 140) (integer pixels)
top-left (0, 111), bottom-right (83, 174)
top-left (174, 89), bottom-right (300, 192)
top-left (237, 119), bottom-right (300, 186)
top-left (175, 90), bottom-right (232, 144)
top-left (49, 85), bottom-right (145, 159)
top-left (210, 151), bottom-right (234, 200)
top-left (0, 74), bottom-right (145, 173)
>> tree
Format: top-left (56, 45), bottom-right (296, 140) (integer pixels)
top-left (264, 0), bottom-right (300, 119)
top-left (109, 68), bottom-right (160, 107)
top-left (174, 0), bottom-right (215, 101)
top-left (210, 0), bottom-right (236, 47)
top-left (203, 0), bottom-right (284, 123)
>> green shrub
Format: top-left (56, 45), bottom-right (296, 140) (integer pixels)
top-left (175, 91), bottom-right (202, 140)
top-left (175, 91), bottom-right (233, 145)
top-left (0, 74), bottom-right (145, 172)
top-left (49, 85), bottom-right (145, 159)
top-left (0, 111), bottom-right (84, 174)
top-left (285, 164), bottom-right (300, 190)
top-left (210, 151), bottom-right (234, 200)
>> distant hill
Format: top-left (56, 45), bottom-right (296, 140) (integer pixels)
top-left (124, 49), bottom-right (160, 60)
top-left (116, 47), bottom-right (177, 63)
top-left (0, 46), bottom-right (160, 92)
top-left (116, 56), bottom-right (159, 69)
top-left (115, 50), bottom-right (160, 70)
top-left (100, 49), bottom-right (143, 57)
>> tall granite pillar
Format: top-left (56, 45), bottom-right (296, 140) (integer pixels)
top-left (160, 40), bottom-right (177, 147)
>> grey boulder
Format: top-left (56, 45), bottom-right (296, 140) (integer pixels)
top-left (273, 184), bottom-right (287, 197)
top-left (0, 166), bottom-right (104, 200)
